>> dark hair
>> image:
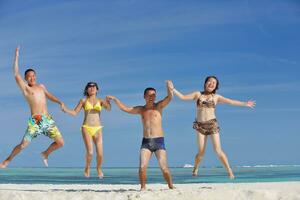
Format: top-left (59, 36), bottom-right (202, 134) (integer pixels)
top-left (83, 82), bottom-right (99, 96)
top-left (204, 76), bottom-right (219, 94)
top-left (24, 68), bottom-right (36, 77)
top-left (144, 87), bottom-right (156, 96)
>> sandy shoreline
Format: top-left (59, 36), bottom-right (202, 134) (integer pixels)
top-left (0, 182), bottom-right (299, 200)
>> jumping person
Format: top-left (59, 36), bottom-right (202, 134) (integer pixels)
top-left (107, 81), bottom-right (174, 190)
top-left (170, 76), bottom-right (255, 179)
top-left (0, 47), bottom-right (65, 168)
top-left (62, 82), bottom-right (111, 178)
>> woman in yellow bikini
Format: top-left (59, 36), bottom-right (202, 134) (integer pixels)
top-left (63, 82), bottom-right (111, 178)
top-left (170, 76), bottom-right (255, 179)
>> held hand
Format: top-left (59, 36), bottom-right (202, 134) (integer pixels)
top-left (106, 95), bottom-right (116, 101)
top-left (166, 80), bottom-right (174, 90)
top-left (246, 100), bottom-right (256, 108)
top-left (60, 102), bottom-right (66, 112)
top-left (105, 96), bottom-right (113, 102)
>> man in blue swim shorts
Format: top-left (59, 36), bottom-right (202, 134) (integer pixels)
top-left (107, 81), bottom-right (175, 190)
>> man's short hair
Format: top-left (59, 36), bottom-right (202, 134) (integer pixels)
top-left (24, 68), bottom-right (36, 77)
top-left (144, 87), bottom-right (156, 95)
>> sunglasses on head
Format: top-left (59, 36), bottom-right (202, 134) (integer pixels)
top-left (87, 82), bottom-right (97, 87)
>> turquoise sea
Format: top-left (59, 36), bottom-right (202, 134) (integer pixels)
top-left (0, 165), bottom-right (299, 184)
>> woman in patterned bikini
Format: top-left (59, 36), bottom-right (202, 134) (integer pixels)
top-left (170, 76), bottom-right (255, 179)
top-left (63, 82), bottom-right (111, 178)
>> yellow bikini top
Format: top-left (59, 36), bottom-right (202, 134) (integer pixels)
top-left (83, 99), bottom-right (102, 111)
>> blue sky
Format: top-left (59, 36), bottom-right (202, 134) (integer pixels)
top-left (0, 0), bottom-right (299, 168)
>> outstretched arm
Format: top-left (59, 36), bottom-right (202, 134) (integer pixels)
top-left (172, 81), bottom-right (200, 101)
top-left (63, 99), bottom-right (84, 116)
top-left (13, 46), bottom-right (28, 92)
top-left (107, 95), bottom-right (142, 114)
top-left (157, 80), bottom-right (173, 109)
top-left (41, 84), bottom-right (65, 110)
top-left (217, 95), bottom-right (256, 108)
top-left (102, 97), bottom-right (111, 111)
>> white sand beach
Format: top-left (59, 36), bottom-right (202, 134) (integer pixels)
top-left (0, 182), bottom-right (299, 200)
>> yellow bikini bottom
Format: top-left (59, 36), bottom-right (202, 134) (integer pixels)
top-left (81, 125), bottom-right (103, 137)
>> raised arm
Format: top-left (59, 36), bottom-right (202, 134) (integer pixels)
top-left (13, 47), bottom-right (28, 92)
top-left (157, 80), bottom-right (173, 109)
top-left (101, 97), bottom-right (111, 111)
top-left (107, 95), bottom-right (142, 114)
top-left (172, 81), bottom-right (200, 101)
top-left (63, 99), bottom-right (84, 116)
top-left (217, 95), bottom-right (255, 108)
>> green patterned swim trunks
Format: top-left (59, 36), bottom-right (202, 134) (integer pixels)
top-left (23, 114), bottom-right (62, 142)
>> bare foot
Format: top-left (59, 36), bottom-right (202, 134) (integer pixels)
top-left (140, 187), bottom-right (146, 191)
top-left (192, 167), bottom-right (198, 176)
top-left (97, 168), bottom-right (104, 179)
top-left (228, 168), bottom-right (235, 179)
top-left (84, 167), bottom-right (90, 178)
top-left (41, 152), bottom-right (48, 167)
top-left (169, 185), bottom-right (175, 189)
top-left (0, 161), bottom-right (9, 168)
top-left (229, 172), bottom-right (235, 179)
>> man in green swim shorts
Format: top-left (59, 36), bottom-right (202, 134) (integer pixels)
top-left (0, 47), bottom-right (65, 168)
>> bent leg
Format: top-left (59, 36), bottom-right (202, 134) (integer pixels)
top-left (193, 132), bottom-right (208, 176)
top-left (139, 149), bottom-right (152, 190)
top-left (210, 133), bottom-right (234, 179)
top-left (41, 120), bottom-right (64, 167)
top-left (0, 139), bottom-right (30, 168)
top-left (41, 136), bottom-right (64, 167)
top-left (155, 150), bottom-right (174, 189)
top-left (93, 130), bottom-right (104, 178)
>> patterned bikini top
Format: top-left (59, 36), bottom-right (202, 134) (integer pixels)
top-left (196, 94), bottom-right (216, 109)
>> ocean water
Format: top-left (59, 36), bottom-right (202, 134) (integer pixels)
top-left (0, 165), bottom-right (299, 185)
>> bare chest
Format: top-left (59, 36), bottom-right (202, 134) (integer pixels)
top-left (25, 87), bottom-right (46, 101)
top-left (142, 108), bottom-right (162, 121)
